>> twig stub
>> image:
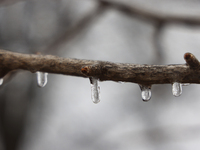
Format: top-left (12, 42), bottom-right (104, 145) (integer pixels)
top-left (81, 64), bottom-right (102, 77)
top-left (184, 52), bottom-right (200, 68)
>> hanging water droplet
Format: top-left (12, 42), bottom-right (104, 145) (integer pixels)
top-left (172, 82), bottom-right (182, 97)
top-left (0, 78), bottom-right (3, 86)
top-left (139, 85), bottom-right (151, 102)
top-left (36, 71), bottom-right (48, 87)
top-left (90, 77), bottom-right (100, 104)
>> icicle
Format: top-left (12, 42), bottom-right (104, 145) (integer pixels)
top-left (0, 78), bottom-right (3, 86)
top-left (36, 71), bottom-right (48, 87)
top-left (172, 82), bottom-right (182, 97)
top-left (139, 85), bottom-right (151, 102)
top-left (90, 77), bottom-right (100, 104)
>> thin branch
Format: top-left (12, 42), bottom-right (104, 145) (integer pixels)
top-left (0, 49), bottom-right (200, 85)
top-left (99, 0), bottom-right (200, 25)
top-left (43, 2), bottom-right (106, 54)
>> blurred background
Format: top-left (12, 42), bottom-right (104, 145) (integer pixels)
top-left (1, 0), bottom-right (200, 150)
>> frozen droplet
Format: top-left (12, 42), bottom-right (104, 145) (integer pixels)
top-left (172, 82), bottom-right (182, 97)
top-left (0, 78), bottom-right (3, 85)
top-left (90, 77), bottom-right (100, 104)
top-left (36, 71), bottom-right (48, 87)
top-left (139, 85), bottom-right (151, 102)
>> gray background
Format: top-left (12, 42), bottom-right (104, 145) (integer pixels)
top-left (0, 0), bottom-right (200, 150)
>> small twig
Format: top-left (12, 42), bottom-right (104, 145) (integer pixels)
top-left (184, 53), bottom-right (200, 69)
top-left (0, 50), bottom-right (200, 85)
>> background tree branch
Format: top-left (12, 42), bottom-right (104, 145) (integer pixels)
top-left (99, 0), bottom-right (200, 25)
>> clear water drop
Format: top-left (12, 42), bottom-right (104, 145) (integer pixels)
top-left (172, 82), bottom-right (182, 97)
top-left (139, 85), bottom-right (151, 102)
top-left (0, 78), bottom-right (3, 86)
top-left (90, 77), bottom-right (100, 104)
top-left (36, 71), bottom-right (48, 87)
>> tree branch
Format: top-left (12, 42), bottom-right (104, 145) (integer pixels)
top-left (0, 50), bottom-right (200, 85)
top-left (99, 0), bottom-right (200, 25)
top-left (43, 2), bottom-right (106, 54)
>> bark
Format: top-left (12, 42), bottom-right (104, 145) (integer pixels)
top-left (0, 49), bottom-right (199, 85)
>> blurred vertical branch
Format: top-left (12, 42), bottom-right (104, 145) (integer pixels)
top-left (43, 2), bottom-right (107, 54)
top-left (153, 21), bottom-right (165, 63)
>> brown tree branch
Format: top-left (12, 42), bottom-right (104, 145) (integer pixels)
top-left (0, 49), bottom-right (200, 85)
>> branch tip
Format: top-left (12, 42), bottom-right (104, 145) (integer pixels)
top-left (184, 53), bottom-right (191, 60)
top-left (184, 52), bottom-right (200, 68)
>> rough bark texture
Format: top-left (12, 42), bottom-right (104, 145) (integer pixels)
top-left (0, 50), bottom-right (200, 85)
